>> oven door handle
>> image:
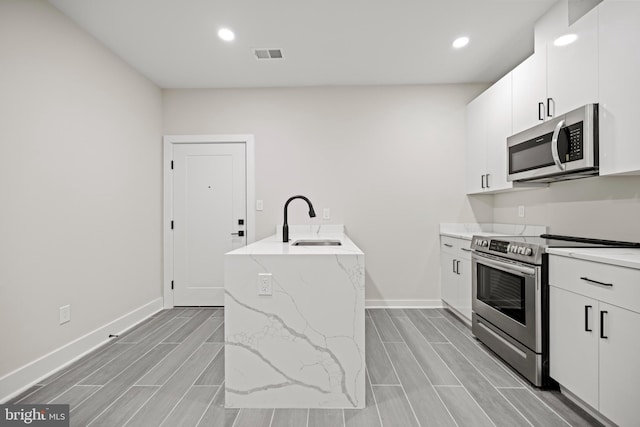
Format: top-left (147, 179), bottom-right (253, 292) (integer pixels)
top-left (551, 119), bottom-right (566, 171)
top-left (473, 254), bottom-right (536, 277)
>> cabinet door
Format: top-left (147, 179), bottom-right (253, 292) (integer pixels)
top-left (485, 73), bottom-right (513, 192)
top-left (546, 7), bottom-right (598, 118)
top-left (440, 251), bottom-right (458, 308)
top-left (549, 286), bottom-right (599, 410)
top-left (465, 95), bottom-right (487, 194)
top-left (457, 257), bottom-right (472, 321)
top-left (512, 52), bottom-right (547, 134)
top-left (598, 303), bottom-right (640, 427)
top-left (599, 1), bottom-right (640, 175)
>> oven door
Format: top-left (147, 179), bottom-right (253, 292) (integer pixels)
top-left (472, 252), bottom-right (541, 352)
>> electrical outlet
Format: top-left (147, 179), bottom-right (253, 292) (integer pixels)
top-left (256, 200), bottom-right (264, 211)
top-left (258, 273), bottom-right (272, 296)
top-left (518, 205), bottom-right (525, 218)
top-left (323, 208), bottom-right (330, 220)
top-left (59, 305), bottom-right (71, 324)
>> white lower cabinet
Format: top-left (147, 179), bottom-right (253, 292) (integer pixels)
top-left (549, 254), bottom-right (640, 427)
top-left (440, 250), bottom-right (458, 310)
top-left (549, 286), bottom-right (599, 409)
top-left (598, 303), bottom-right (640, 427)
top-left (440, 236), bottom-right (471, 321)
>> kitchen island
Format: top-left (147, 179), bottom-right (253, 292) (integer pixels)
top-left (224, 225), bottom-right (365, 409)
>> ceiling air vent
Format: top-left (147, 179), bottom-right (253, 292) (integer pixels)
top-left (253, 48), bottom-right (284, 60)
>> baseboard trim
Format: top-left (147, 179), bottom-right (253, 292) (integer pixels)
top-left (0, 297), bottom-right (163, 403)
top-left (365, 299), bottom-right (443, 309)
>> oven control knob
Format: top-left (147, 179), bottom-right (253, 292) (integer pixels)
top-left (524, 248), bottom-right (533, 256)
top-left (518, 247), bottom-right (525, 254)
top-left (479, 239), bottom-right (488, 247)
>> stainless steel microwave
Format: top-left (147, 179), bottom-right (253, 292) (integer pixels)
top-left (507, 104), bottom-right (598, 183)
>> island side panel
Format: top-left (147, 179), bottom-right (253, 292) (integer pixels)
top-left (224, 253), bottom-right (365, 408)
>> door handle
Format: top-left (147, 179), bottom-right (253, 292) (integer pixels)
top-left (584, 305), bottom-right (592, 332)
top-left (538, 102), bottom-right (545, 121)
top-left (547, 98), bottom-right (554, 118)
top-left (231, 230), bottom-right (245, 237)
top-left (600, 310), bottom-right (608, 339)
top-left (551, 119), bottom-right (566, 170)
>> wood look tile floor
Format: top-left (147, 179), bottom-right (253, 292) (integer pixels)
top-left (10, 308), bottom-right (602, 427)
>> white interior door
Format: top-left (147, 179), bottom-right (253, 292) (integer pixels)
top-left (172, 143), bottom-right (246, 306)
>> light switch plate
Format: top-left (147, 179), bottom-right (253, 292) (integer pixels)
top-left (256, 200), bottom-right (264, 211)
top-left (518, 205), bottom-right (525, 218)
top-left (323, 208), bottom-right (330, 220)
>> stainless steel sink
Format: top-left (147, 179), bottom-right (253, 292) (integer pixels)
top-left (292, 240), bottom-right (342, 246)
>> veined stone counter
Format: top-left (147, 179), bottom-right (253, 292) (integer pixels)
top-left (224, 225), bottom-right (365, 408)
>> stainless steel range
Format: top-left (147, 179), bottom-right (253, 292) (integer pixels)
top-left (470, 234), bottom-right (640, 388)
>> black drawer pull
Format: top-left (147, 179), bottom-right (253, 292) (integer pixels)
top-left (585, 305), bottom-right (592, 332)
top-left (444, 243), bottom-right (453, 248)
top-left (580, 277), bottom-right (613, 287)
top-left (600, 310), bottom-right (608, 339)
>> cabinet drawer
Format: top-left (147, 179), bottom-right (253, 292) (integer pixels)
top-left (440, 236), bottom-right (472, 259)
top-left (549, 255), bottom-right (640, 314)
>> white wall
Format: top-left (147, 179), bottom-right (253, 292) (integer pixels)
top-left (493, 175), bottom-right (640, 242)
top-left (0, 0), bottom-right (163, 379)
top-left (163, 85), bottom-right (493, 305)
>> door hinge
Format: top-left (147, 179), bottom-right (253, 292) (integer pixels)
top-left (171, 160), bottom-right (174, 170)
top-left (171, 220), bottom-right (174, 230)
top-left (171, 280), bottom-right (174, 290)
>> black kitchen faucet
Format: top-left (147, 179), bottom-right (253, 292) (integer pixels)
top-left (282, 195), bottom-right (316, 242)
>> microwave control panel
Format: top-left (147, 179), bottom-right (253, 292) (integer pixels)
top-left (564, 122), bottom-right (583, 162)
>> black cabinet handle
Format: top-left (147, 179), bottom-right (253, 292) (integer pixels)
top-left (481, 174), bottom-right (486, 189)
top-left (580, 277), bottom-right (613, 287)
top-left (485, 174), bottom-right (490, 188)
top-left (456, 260), bottom-right (461, 275)
top-left (452, 259), bottom-right (457, 273)
top-left (538, 102), bottom-right (545, 121)
top-left (444, 243), bottom-right (453, 248)
top-left (546, 97), bottom-right (554, 117)
top-left (600, 310), bottom-right (608, 339)
top-left (584, 305), bottom-right (592, 332)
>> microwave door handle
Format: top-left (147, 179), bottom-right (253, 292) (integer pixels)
top-left (551, 119), bottom-right (566, 171)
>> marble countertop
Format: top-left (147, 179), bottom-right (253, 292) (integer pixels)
top-left (546, 247), bottom-right (640, 270)
top-left (440, 223), bottom-right (547, 240)
top-left (226, 224), bottom-right (364, 256)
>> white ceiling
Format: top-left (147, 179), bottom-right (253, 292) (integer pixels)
top-left (49, 0), bottom-right (556, 89)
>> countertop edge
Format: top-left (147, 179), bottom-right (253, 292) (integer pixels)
top-left (546, 247), bottom-right (640, 270)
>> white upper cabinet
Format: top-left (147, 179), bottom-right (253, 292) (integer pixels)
top-left (546, 7), bottom-right (599, 118)
top-left (465, 94), bottom-right (488, 194)
top-left (465, 73), bottom-right (513, 194)
top-left (512, 52), bottom-right (547, 135)
top-left (598, 1), bottom-right (640, 176)
top-left (512, 6), bottom-right (598, 136)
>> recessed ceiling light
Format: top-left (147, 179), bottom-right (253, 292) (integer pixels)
top-left (218, 28), bottom-right (235, 42)
top-left (452, 36), bottom-right (470, 49)
top-left (553, 33), bottom-right (578, 47)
